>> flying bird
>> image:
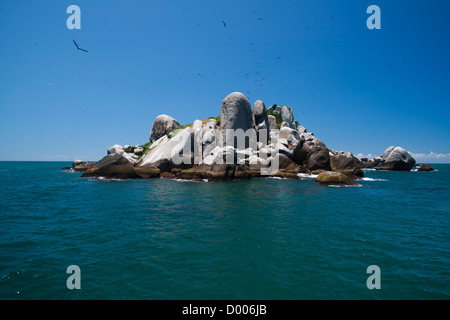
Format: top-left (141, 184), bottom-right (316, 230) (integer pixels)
top-left (73, 40), bottom-right (88, 52)
top-left (222, 21), bottom-right (227, 28)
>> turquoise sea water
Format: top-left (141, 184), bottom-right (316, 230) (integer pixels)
top-left (0, 161), bottom-right (449, 299)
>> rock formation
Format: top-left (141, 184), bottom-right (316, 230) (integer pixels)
top-left (330, 151), bottom-right (364, 178)
top-left (418, 164), bottom-right (434, 171)
top-left (315, 171), bottom-right (358, 186)
top-left (72, 92), bottom-right (429, 184)
top-left (376, 146), bottom-right (416, 171)
top-left (149, 114), bottom-right (180, 142)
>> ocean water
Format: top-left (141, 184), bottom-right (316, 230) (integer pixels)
top-left (0, 161), bottom-right (449, 300)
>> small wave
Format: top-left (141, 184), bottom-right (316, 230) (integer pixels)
top-left (90, 177), bottom-right (125, 181)
top-left (363, 168), bottom-right (376, 171)
top-left (328, 184), bottom-right (363, 188)
top-left (359, 177), bottom-right (388, 182)
top-left (172, 178), bottom-right (202, 183)
top-left (297, 173), bottom-right (318, 179)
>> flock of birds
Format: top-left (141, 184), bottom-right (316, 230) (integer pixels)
top-left (71, 14), bottom-right (299, 98)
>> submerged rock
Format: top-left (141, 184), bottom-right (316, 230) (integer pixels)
top-left (418, 164), bottom-right (435, 172)
top-left (315, 171), bottom-right (358, 186)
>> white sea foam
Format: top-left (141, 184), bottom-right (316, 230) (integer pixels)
top-left (172, 178), bottom-right (201, 183)
top-left (91, 176), bottom-right (124, 181)
top-left (328, 184), bottom-right (363, 188)
top-left (297, 173), bottom-right (318, 179)
top-left (359, 177), bottom-right (388, 182)
top-left (363, 168), bottom-right (376, 171)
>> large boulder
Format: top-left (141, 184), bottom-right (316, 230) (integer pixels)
top-left (107, 144), bottom-right (124, 155)
top-left (299, 133), bottom-right (331, 171)
top-left (377, 146), bottom-right (416, 171)
top-left (149, 114), bottom-right (180, 142)
top-left (220, 92), bottom-right (253, 133)
top-left (315, 171), bottom-right (358, 186)
top-left (82, 153), bottom-right (139, 179)
top-left (253, 100), bottom-right (269, 144)
top-left (330, 152), bottom-right (364, 177)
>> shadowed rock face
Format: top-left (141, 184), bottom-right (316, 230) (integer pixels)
top-left (330, 153), bottom-right (363, 177)
top-left (253, 100), bottom-right (269, 143)
top-left (300, 133), bottom-right (331, 171)
top-left (177, 163), bottom-right (252, 181)
top-left (150, 114), bottom-right (180, 142)
top-left (82, 154), bottom-right (139, 179)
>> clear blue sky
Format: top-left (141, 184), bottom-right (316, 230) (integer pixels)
top-left (0, 0), bottom-right (449, 162)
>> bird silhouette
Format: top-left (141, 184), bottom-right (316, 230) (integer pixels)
top-left (73, 40), bottom-right (88, 52)
top-left (222, 21), bottom-right (227, 28)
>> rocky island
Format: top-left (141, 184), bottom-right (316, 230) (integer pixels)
top-left (70, 92), bottom-right (419, 185)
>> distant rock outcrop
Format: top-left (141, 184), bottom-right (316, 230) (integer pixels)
top-left (377, 146), bottom-right (416, 171)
